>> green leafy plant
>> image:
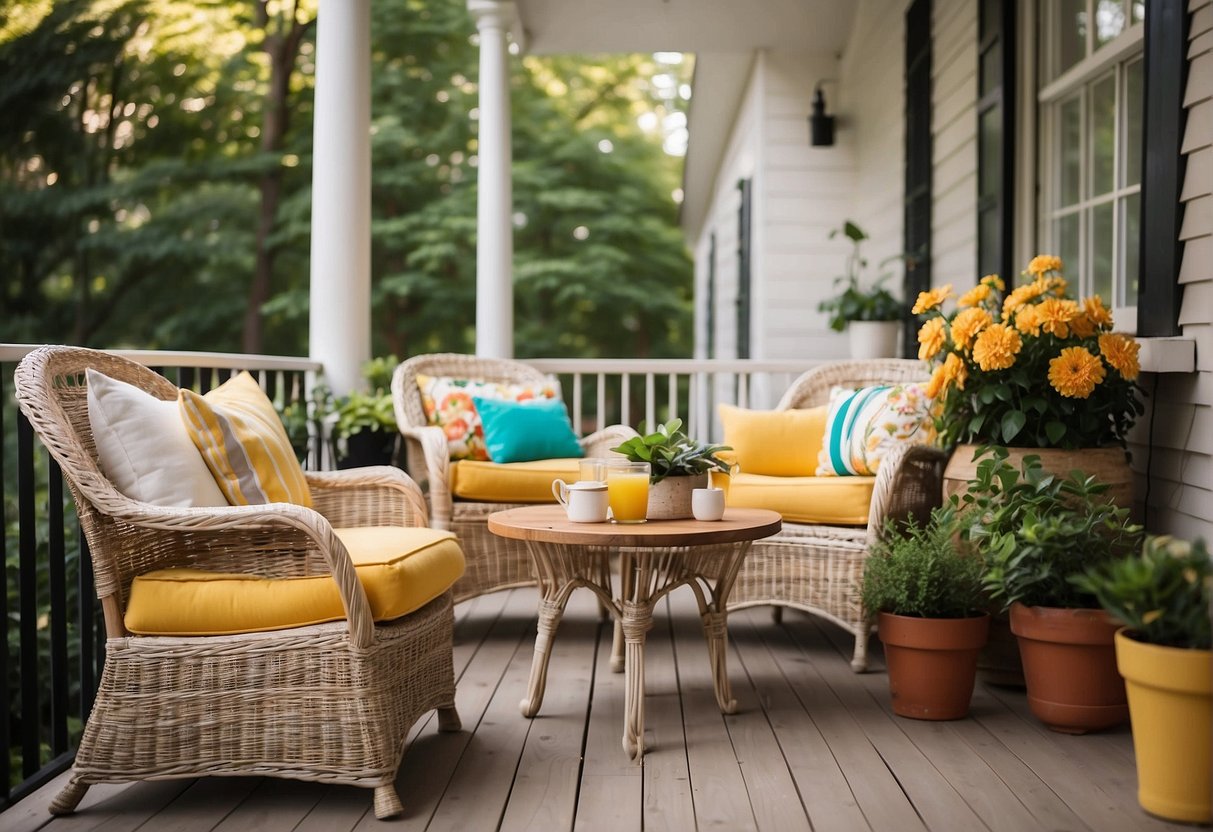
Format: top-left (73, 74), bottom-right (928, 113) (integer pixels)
top-left (959, 447), bottom-right (1143, 610)
top-left (610, 418), bottom-right (732, 484)
top-left (817, 221), bottom-right (902, 331)
top-left (1073, 536), bottom-right (1212, 650)
top-left (862, 504), bottom-right (987, 619)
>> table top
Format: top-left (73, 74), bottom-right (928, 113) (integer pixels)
top-left (487, 505), bottom-right (782, 548)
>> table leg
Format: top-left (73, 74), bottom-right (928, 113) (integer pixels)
top-left (620, 599), bottom-right (654, 759)
top-left (701, 610), bottom-right (738, 715)
top-left (521, 594), bottom-right (567, 718)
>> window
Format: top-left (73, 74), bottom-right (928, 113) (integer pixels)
top-left (977, 0), bottom-right (1015, 281)
top-left (1038, 0), bottom-right (1145, 328)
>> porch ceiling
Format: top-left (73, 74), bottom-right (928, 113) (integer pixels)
top-left (513, 0), bottom-right (856, 54)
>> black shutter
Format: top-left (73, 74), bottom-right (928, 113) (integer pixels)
top-left (707, 232), bottom-right (717, 359)
top-left (736, 178), bottom-right (752, 360)
top-left (976, 0), bottom-right (1016, 283)
top-left (904, 0), bottom-right (933, 357)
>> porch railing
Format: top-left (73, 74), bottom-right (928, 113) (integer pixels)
top-left (0, 345), bottom-right (817, 809)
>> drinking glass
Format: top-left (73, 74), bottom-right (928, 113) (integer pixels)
top-left (578, 457), bottom-right (608, 484)
top-left (606, 461), bottom-right (650, 524)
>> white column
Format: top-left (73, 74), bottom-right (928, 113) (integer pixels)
top-left (309, 0), bottom-right (371, 395)
top-left (468, 0), bottom-right (516, 358)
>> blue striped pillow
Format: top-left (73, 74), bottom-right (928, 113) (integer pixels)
top-left (816, 384), bottom-right (936, 477)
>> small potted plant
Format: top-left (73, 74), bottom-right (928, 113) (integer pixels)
top-left (610, 419), bottom-right (732, 520)
top-left (863, 504), bottom-right (989, 720)
top-left (963, 448), bottom-right (1143, 733)
top-left (1074, 536), bottom-right (1212, 823)
top-left (332, 355), bottom-right (400, 469)
top-left (818, 220), bottom-right (903, 359)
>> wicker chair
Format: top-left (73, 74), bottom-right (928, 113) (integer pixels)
top-left (14, 347), bottom-right (461, 821)
top-left (392, 353), bottom-right (634, 603)
top-left (726, 359), bottom-right (948, 672)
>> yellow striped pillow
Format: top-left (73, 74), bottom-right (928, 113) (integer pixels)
top-left (178, 372), bottom-right (312, 507)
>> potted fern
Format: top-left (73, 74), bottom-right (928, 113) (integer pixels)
top-left (862, 505), bottom-right (989, 720)
top-left (610, 419), bottom-right (732, 520)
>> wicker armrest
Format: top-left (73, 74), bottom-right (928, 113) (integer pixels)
top-left (862, 443), bottom-right (949, 548)
top-left (580, 424), bottom-right (639, 457)
top-left (306, 467), bottom-right (428, 528)
top-left (398, 424), bottom-right (456, 529)
top-left (105, 501), bottom-right (375, 647)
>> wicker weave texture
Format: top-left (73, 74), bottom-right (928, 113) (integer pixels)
top-left (14, 346), bottom-right (460, 820)
top-left (728, 360), bottom-right (948, 671)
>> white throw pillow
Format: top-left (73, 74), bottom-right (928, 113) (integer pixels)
top-left (86, 369), bottom-right (228, 507)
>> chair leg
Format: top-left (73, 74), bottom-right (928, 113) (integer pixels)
top-left (373, 784), bottom-right (404, 819)
top-left (851, 630), bottom-right (869, 673)
top-left (49, 778), bottom-right (89, 815)
top-left (771, 606), bottom-right (784, 625)
top-left (438, 705), bottom-right (461, 733)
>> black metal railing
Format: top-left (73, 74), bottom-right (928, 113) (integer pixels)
top-left (0, 346), bottom-right (324, 810)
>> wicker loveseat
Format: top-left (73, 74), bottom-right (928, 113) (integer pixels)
top-left (725, 359), bottom-right (948, 671)
top-left (392, 353), bottom-right (635, 603)
top-left (15, 347), bottom-right (462, 821)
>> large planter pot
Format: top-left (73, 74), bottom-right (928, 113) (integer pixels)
top-left (336, 429), bottom-right (397, 470)
top-left (943, 444), bottom-right (1133, 509)
top-left (1009, 603), bottom-right (1127, 733)
top-left (1115, 630), bottom-right (1213, 824)
top-left (878, 612), bottom-right (990, 720)
top-left (848, 320), bottom-right (901, 359)
top-left (646, 473), bottom-right (708, 520)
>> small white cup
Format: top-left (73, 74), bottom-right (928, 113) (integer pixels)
top-left (552, 479), bottom-right (610, 523)
top-left (691, 487), bottom-right (726, 522)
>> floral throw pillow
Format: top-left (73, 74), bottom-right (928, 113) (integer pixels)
top-left (417, 373), bottom-right (563, 461)
top-left (816, 383), bottom-right (936, 477)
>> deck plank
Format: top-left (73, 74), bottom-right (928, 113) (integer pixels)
top-left (639, 598), bottom-right (696, 832)
top-left (120, 777), bottom-right (260, 832)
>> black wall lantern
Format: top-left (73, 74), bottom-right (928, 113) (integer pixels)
top-left (808, 82), bottom-right (835, 147)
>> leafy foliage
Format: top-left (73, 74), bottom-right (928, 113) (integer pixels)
top-left (862, 505), bottom-right (987, 619)
top-left (817, 220), bottom-right (902, 330)
top-left (1074, 536), bottom-right (1212, 649)
top-left (610, 419), bottom-right (731, 484)
top-left (958, 448), bottom-right (1144, 610)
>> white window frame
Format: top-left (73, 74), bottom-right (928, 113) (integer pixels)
top-left (1035, 2), bottom-right (1144, 333)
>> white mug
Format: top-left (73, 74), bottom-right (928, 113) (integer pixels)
top-left (552, 479), bottom-right (610, 523)
top-left (691, 487), bottom-right (726, 522)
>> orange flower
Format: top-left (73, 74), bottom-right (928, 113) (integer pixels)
top-left (958, 283), bottom-right (992, 308)
top-left (1026, 254), bottom-right (1063, 276)
top-left (972, 324), bottom-right (1022, 371)
top-left (950, 307), bottom-right (992, 350)
top-left (1002, 278), bottom-right (1049, 319)
top-left (1083, 295), bottom-right (1113, 329)
top-left (1049, 347), bottom-right (1107, 398)
top-left (1048, 276), bottom-right (1069, 297)
top-left (1036, 297), bottom-right (1080, 338)
top-left (912, 284), bottom-right (954, 315)
top-left (1070, 312), bottom-right (1096, 339)
top-left (940, 352), bottom-right (968, 391)
top-left (925, 362), bottom-right (948, 400)
top-left (981, 274), bottom-right (1006, 291)
top-left (917, 317), bottom-right (947, 361)
top-left (1099, 333), bottom-right (1141, 380)
top-left (1013, 304), bottom-right (1041, 336)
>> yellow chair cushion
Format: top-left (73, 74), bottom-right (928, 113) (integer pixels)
top-left (179, 371), bottom-right (312, 507)
top-left (450, 457), bottom-right (581, 502)
top-left (719, 404), bottom-right (828, 477)
top-left (725, 472), bottom-right (875, 525)
top-left (124, 527), bottom-right (466, 636)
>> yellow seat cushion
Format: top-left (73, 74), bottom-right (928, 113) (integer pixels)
top-left (450, 457), bottom-right (581, 503)
top-left (725, 473), bottom-right (876, 525)
top-left (124, 527), bottom-right (466, 636)
top-left (719, 404), bottom-right (828, 477)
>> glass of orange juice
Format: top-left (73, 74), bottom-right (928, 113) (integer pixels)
top-left (606, 461), bottom-right (650, 524)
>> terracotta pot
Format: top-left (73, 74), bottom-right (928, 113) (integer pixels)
top-left (646, 473), bottom-right (708, 520)
top-left (878, 612), bottom-right (990, 720)
top-left (1115, 631), bottom-right (1212, 823)
top-left (1009, 603), bottom-right (1127, 733)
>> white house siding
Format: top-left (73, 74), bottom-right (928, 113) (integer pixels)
top-left (930, 0), bottom-right (979, 290)
top-left (1127, 0), bottom-right (1213, 541)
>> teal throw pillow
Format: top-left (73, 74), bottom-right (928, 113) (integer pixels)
top-left (472, 396), bottom-right (583, 464)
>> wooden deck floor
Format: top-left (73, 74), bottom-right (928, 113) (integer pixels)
top-left (3, 586), bottom-right (1191, 832)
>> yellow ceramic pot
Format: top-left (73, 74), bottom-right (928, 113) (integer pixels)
top-left (1115, 630), bottom-right (1213, 823)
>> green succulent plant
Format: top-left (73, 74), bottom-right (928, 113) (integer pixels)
top-left (610, 418), bottom-right (732, 484)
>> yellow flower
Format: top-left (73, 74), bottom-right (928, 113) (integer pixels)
top-left (917, 317), bottom-right (947, 361)
top-left (1013, 304), bottom-right (1041, 336)
top-left (1049, 277), bottom-right (1068, 296)
top-left (972, 324), bottom-right (1022, 371)
top-left (950, 307), bottom-right (992, 350)
top-left (1083, 295), bottom-right (1113, 329)
top-left (1026, 254), bottom-right (1063, 276)
top-left (1036, 297), bottom-right (1079, 338)
top-left (1070, 313), bottom-right (1096, 339)
top-left (1099, 333), bottom-right (1140, 380)
top-left (941, 352), bottom-right (967, 390)
top-left (981, 274), bottom-right (1006, 291)
top-left (958, 283), bottom-right (992, 308)
top-left (912, 284), bottom-right (954, 315)
top-left (1049, 347), bottom-right (1106, 398)
top-left (925, 362), bottom-right (948, 400)
top-left (1002, 279), bottom-right (1049, 319)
